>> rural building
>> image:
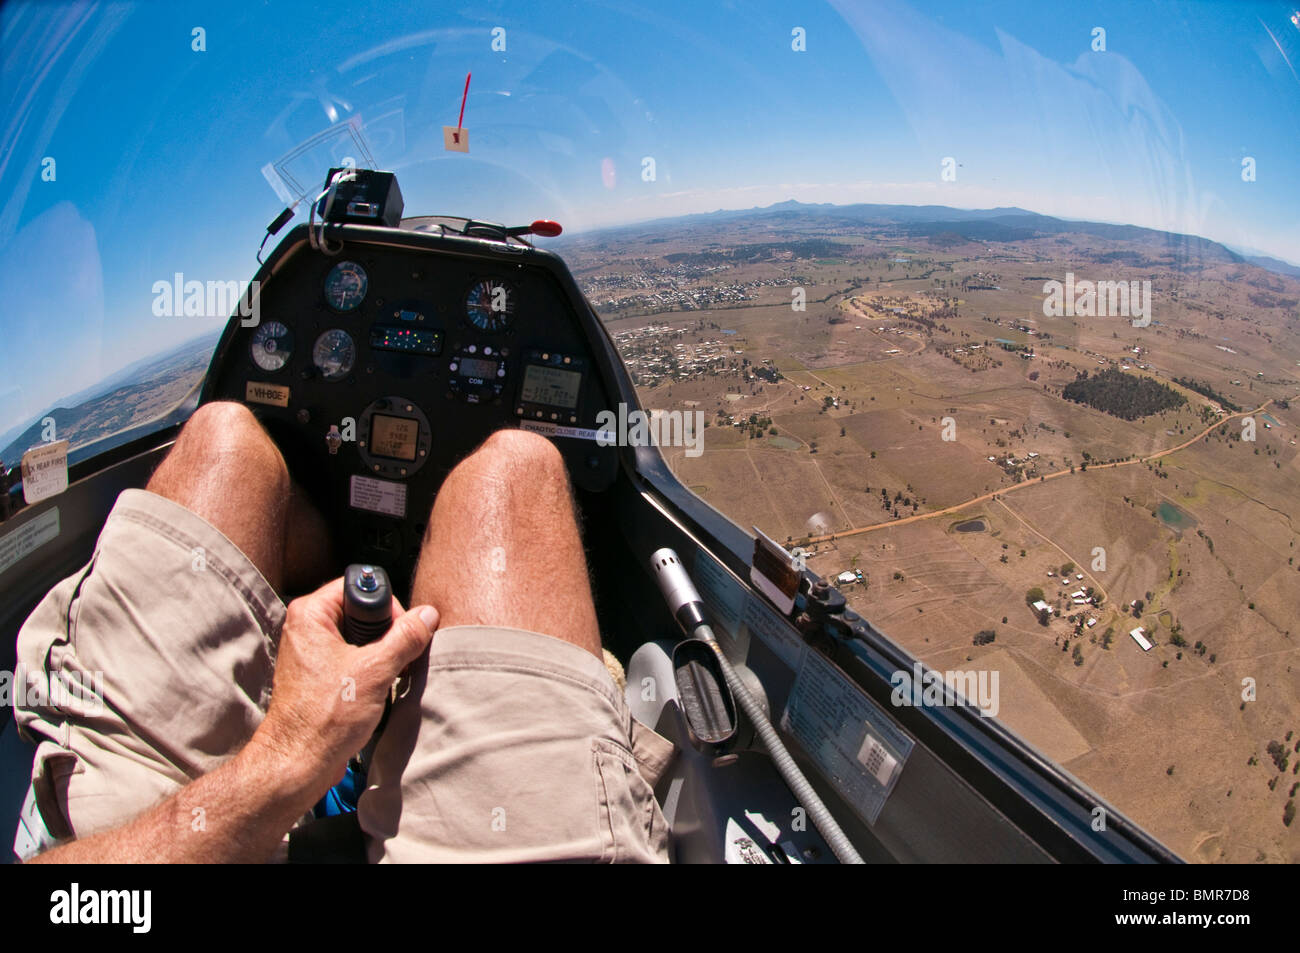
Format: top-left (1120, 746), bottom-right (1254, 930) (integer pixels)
top-left (1129, 627), bottom-right (1153, 652)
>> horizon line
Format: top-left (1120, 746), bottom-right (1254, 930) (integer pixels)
top-left (555, 197), bottom-right (1300, 270)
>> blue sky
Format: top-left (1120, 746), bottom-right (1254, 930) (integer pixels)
top-left (1, 0), bottom-right (1299, 435)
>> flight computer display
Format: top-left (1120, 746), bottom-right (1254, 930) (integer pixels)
top-left (520, 364), bottom-right (582, 409)
top-left (369, 414), bottom-right (420, 461)
top-left (516, 351), bottom-right (587, 422)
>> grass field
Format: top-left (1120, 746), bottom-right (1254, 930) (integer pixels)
top-left (578, 212), bottom-right (1300, 862)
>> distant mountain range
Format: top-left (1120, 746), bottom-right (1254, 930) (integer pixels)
top-left (1235, 252), bottom-right (1300, 280)
top-left (0, 332), bottom-right (218, 467)
top-left (565, 199), bottom-right (1298, 278)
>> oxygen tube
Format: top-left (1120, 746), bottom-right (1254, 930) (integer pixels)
top-left (649, 548), bottom-right (866, 865)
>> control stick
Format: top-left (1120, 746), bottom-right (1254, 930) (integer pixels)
top-left (343, 564), bottom-right (393, 645)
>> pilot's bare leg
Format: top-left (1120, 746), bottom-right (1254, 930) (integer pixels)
top-left (410, 428), bottom-right (602, 658)
top-left (146, 401), bottom-right (331, 594)
top-left (363, 428), bottom-right (670, 862)
top-left (283, 482), bottom-right (336, 594)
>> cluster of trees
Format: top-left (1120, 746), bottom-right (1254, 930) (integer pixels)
top-left (1172, 376), bottom-right (1241, 413)
top-left (873, 486), bottom-right (917, 514)
top-left (1246, 290), bottom-right (1298, 310)
top-left (1061, 368), bottom-right (1186, 420)
top-left (740, 413), bottom-right (773, 439)
top-left (1267, 740), bottom-right (1291, 774)
top-left (973, 630), bottom-right (996, 646)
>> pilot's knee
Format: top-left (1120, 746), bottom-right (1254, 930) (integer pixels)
top-left (175, 402), bottom-right (286, 477)
top-left (482, 426), bottom-right (561, 459)
top-left (471, 428), bottom-right (567, 487)
top-left (181, 401), bottom-right (261, 444)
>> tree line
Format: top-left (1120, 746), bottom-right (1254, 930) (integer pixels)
top-left (1062, 368), bottom-right (1186, 421)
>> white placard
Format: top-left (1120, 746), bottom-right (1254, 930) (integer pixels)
top-left (518, 419), bottom-right (606, 442)
top-left (781, 650), bottom-right (914, 825)
top-left (349, 475), bottom-right (407, 518)
top-left (20, 440), bottom-right (69, 504)
top-left (0, 507), bottom-right (60, 577)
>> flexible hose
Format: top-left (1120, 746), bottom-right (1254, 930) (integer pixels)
top-left (697, 623), bottom-right (865, 864)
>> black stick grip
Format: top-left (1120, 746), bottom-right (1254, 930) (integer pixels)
top-left (343, 564), bottom-right (392, 645)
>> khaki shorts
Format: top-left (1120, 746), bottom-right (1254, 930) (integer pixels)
top-left (14, 488), bottom-right (672, 863)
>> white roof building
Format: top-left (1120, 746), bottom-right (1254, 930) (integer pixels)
top-left (1031, 600), bottom-right (1052, 614)
top-left (1129, 627), bottom-right (1153, 652)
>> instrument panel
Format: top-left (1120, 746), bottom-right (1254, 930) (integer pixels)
top-left (201, 228), bottom-right (621, 586)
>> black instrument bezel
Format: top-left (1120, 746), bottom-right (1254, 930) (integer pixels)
top-left (322, 259), bottom-right (370, 314)
top-left (356, 395), bottom-right (432, 479)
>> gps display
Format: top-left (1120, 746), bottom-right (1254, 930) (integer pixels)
top-left (520, 364), bottom-right (581, 408)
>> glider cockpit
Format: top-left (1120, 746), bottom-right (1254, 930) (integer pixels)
top-left (202, 205), bottom-right (621, 599)
top-left (0, 169), bottom-right (1181, 865)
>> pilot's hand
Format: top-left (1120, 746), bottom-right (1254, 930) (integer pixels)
top-left (250, 577), bottom-right (438, 801)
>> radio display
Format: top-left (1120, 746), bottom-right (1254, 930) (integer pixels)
top-left (457, 357), bottom-right (499, 380)
top-left (521, 364), bottom-right (582, 409)
top-left (369, 414), bottom-right (419, 462)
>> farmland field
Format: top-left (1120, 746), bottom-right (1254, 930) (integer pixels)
top-left (564, 202), bottom-right (1300, 862)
